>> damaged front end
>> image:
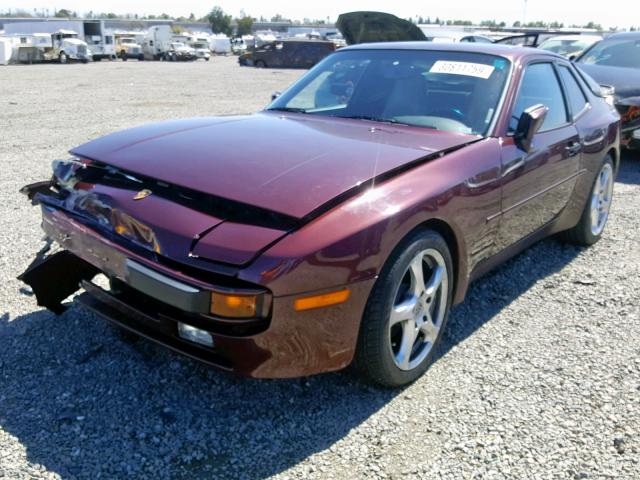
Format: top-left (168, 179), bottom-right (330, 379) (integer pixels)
top-left (18, 157), bottom-right (280, 322)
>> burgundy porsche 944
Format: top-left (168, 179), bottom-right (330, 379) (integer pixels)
top-left (20, 43), bottom-right (619, 386)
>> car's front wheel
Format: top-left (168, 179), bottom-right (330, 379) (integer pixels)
top-left (354, 229), bottom-right (453, 387)
top-left (562, 155), bottom-right (614, 245)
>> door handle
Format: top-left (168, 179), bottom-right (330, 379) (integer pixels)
top-left (565, 142), bottom-right (582, 157)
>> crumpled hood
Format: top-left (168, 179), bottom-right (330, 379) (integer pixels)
top-left (71, 111), bottom-right (478, 220)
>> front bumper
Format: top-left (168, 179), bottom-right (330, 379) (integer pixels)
top-left (22, 204), bottom-right (373, 378)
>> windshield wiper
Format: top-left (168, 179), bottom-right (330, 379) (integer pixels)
top-left (336, 115), bottom-right (408, 126)
top-left (267, 107), bottom-right (308, 113)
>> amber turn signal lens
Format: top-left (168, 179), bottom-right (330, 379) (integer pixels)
top-left (211, 292), bottom-right (258, 318)
top-left (294, 289), bottom-right (350, 311)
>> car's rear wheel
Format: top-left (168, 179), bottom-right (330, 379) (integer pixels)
top-left (354, 229), bottom-right (453, 387)
top-left (562, 155), bottom-right (614, 245)
top-left (255, 60), bottom-right (266, 68)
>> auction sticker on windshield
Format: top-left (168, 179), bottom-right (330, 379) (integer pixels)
top-left (429, 61), bottom-right (495, 79)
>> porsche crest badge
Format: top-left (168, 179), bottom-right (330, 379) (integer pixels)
top-left (133, 189), bottom-right (152, 200)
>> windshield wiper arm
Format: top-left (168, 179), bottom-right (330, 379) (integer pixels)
top-left (267, 107), bottom-right (308, 113)
top-left (336, 115), bottom-right (408, 125)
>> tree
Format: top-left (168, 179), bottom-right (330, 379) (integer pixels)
top-left (236, 15), bottom-right (254, 36)
top-left (54, 8), bottom-right (73, 18)
top-left (271, 13), bottom-right (290, 22)
top-left (207, 6), bottom-right (232, 36)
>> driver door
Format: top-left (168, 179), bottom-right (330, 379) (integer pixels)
top-left (497, 61), bottom-right (581, 249)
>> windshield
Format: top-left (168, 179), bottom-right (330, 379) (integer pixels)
top-left (267, 49), bottom-right (511, 135)
top-left (579, 37), bottom-right (640, 68)
top-left (539, 38), bottom-right (596, 56)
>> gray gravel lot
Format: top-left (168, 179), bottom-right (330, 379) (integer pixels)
top-left (1, 57), bottom-right (639, 480)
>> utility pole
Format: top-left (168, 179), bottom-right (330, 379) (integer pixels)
top-left (522, 0), bottom-right (528, 26)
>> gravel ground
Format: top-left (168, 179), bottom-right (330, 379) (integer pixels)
top-left (1, 58), bottom-right (639, 480)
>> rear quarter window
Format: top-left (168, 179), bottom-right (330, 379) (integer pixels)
top-left (558, 65), bottom-right (589, 118)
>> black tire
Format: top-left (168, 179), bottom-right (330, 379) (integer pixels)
top-left (59, 51), bottom-right (68, 64)
top-left (353, 229), bottom-right (454, 387)
top-left (138, 54), bottom-right (144, 61)
top-left (561, 154), bottom-right (614, 246)
top-left (255, 60), bottom-right (266, 68)
top-left (120, 51), bottom-right (128, 61)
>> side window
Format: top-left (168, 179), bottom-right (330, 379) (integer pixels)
top-left (509, 63), bottom-right (568, 133)
top-left (558, 65), bottom-right (588, 118)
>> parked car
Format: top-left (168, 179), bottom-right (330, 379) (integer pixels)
top-left (163, 42), bottom-right (196, 62)
top-left (336, 11), bottom-right (426, 44)
top-left (538, 34), bottom-right (602, 59)
top-left (576, 32), bottom-right (640, 150)
top-left (495, 31), bottom-right (567, 47)
top-left (420, 29), bottom-right (494, 44)
top-left (191, 41), bottom-right (211, 61)
top-left (20, 43), bottom-right (619, 387)
top-left (238, 40), bottom-right (335, 68)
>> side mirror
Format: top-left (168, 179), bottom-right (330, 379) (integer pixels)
top-left (568, 54), bottom-right (576, 62)
top-left (599, 84), bottom-right (615, 97)
top-left (514, 104), bottom-right (548, 152)
top-left (271, 91), bottom-right (281, 101)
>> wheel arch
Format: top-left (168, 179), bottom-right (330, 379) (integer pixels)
top-left (394, 217), bottom-right (467, 305)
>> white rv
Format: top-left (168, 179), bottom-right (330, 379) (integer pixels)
top-left (142, 25), bottom-right (173, 60)
top-left (209, 35), bottom-right (231, 55)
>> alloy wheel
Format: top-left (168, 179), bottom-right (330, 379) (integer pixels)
top-left (388, 248), bottom-right (448, 371)
top-left (590, 163), bottom-right (614, 236)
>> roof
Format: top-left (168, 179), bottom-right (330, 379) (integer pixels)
top-left (540, 34), bottom-right (602, 42)
top-left (606, 31), bottom-right (640, 40)
top-left (339, 41), bottom-right (552, 61)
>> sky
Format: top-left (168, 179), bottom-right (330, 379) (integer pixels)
top-left (1, 0), bottom-right (636, 29)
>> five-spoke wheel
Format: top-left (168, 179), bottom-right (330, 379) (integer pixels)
top-left (354, 229), bottom-right (453, 387)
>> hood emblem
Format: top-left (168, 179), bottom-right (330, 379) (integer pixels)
top-left (133, 189), bottom-right (152, 200)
